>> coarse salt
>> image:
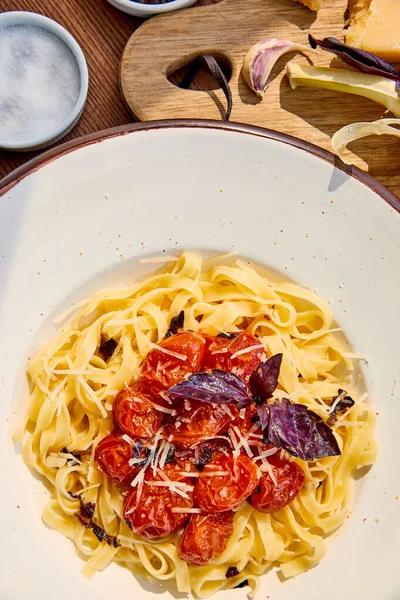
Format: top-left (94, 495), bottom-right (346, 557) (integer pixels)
top-left (0, 24), bottom-right (81, 143)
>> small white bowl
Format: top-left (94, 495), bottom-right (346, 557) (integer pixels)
top-left (106, 0), bottom-right (197, 18)
top-left (0, 12), bottom-right (88, 152)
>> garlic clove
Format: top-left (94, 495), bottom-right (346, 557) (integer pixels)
top-left (242, 38), bottom-right (313, 98)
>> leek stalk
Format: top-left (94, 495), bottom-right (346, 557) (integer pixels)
top-left (286, 64), bottom-right (400, 117)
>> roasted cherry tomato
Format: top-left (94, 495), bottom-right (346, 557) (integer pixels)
top-left (248, 454), bottom-right (305, 513)
top-left (178, 512), bottom-right (234, 565)
top-left (142, 332), bottom-right (206, 389)
top-left (113, 381), bottom-right (163, 440)
top-left (202, 335), bottom-right (231, 370)
top-left (95, 432), bottom-right (138, 484)
top-left (203, 332), bottom-right (265, 382)
top-left (175, 438), bottom-right (232, 471)
top-left (194, 453), bottom-right (259, 512)
top-left (164, 400), bottom-right (237, 448)
top-left (235, 404), bottom-right (263, 447)
top-left (124, 463), bottom-right (194, 539)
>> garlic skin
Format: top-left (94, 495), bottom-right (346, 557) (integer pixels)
top-left (242, 38), bottom-right (312, 98)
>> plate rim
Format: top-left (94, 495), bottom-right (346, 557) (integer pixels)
top-left (1, 117), bottom-right (399, 600)
top-left (1, 118), bottom-right (399, 213)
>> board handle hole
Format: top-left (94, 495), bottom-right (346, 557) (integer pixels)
top-left (167, 53), bottom-right (232, 91)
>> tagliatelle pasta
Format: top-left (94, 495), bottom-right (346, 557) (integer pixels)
top-left (18, 251), bottom-right (377, 597)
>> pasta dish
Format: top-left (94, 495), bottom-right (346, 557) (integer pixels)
top-left (18, 252), bottom-right (377, 597)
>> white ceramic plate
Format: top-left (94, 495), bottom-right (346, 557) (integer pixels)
top-left (1, 121), bottom-right (399, 600)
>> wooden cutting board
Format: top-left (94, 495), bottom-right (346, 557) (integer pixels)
top-left (120, 0), bottom-right (400, 193)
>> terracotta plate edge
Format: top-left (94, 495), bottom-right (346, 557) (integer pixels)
top-left (1, 119), bottom-right (399, 214)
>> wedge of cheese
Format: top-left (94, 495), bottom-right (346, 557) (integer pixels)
top-left (346, 0), bottom-right (400, 62)
top-left (296, 0), bottom-right (322, 11)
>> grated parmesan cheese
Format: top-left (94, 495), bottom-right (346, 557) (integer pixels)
top-left (202, 251), bottom-right (238, 266)
top-left (153, 469), bottom-right (192, 499)
top-left (211, 347), bottom-right (229, 355)
top-left (171, 507), bottom-right (202, 514)
top-left (150, 429), bottom-right (165, 475)
top-left (219, 404), bottom-right (236, 419)
top-left (260, 459), bottom-right (277, 486)
top-left (228, 428), bottom-right (240, 457)
top-left (152, 438), bottom-right (166, 476)
top-left (159, 391), bottom-right (172, 405)
top-left (246, 423), bottom-right (261, 439)
top-left (130, 434), bottom-right (156, 488)
top-left (78, 376), bottom-right (108, 418)
top-left (71, 483), bottom-right (100, 496)
top-left (152, 403), bottom-right (177, 416)
top-left (36, 378), bottom-right (52, 397)
top-left (61, 452), bottom-right (82, 465)
top-left (122, 434), bottom-right (135, 445)
top-left (149, 481), bottom-right (194, 491)
top-left (159, 440), bottom-right (173, 470)
top-left (254, 448), bottom-right (278, 461)
top-left (128, 456), bottom-right (146, 467)
top-left (150, 344), bottom-right (187, 361)
top-left (232, 426), bottom-right (253, 457)
top-left (329, 390), bottom-right (347, 414)
top-left (230, 344), bottom-right (265, 360)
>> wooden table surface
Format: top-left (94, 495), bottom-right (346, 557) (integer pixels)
top-left (1, 0), bottom-right (399, 200)
top-left (0, 0), bottom-right (212, 179)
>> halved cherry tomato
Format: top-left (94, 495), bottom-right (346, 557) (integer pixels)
top-left (248, 454), bottom-right (305, 513)
top-left (203, 332), bottom-right (265, 382)
top-left (141, 332), bottom-right (206, 389)
top-left (164, 400), bottom-right (237, 448)
top-left (113, 381), bottom-right (163, 440)
top-left (95, 432), bottom-right (138, 484)
top-left (194, 453), bottom-right (259, 512)
top-left (178, 512), bottom-right (234, 565)
top-left (124, 463), bottom-right (194, 539)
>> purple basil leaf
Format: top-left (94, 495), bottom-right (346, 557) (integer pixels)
top-left (264, 398), bottom-right (340, 461)
top-left (166, 369), bottom-right (252, 407)
top-left (249, 354), bottom-right (282, 400)
top-left (256, 404), bottom-right (270, 430)
top-left (309, 35), bottom-right (400, 91)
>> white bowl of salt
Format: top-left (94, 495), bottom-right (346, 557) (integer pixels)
top-left (0, 12), bottom-right (88, 151)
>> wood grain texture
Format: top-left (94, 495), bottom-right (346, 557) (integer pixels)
top-left (0, 0), bottom-right (140, 178)
top-left (0, 0), bottom-right (217, 180)
top-left (0, 0), bottom-right (399, 199)
top-left (121, 0), bottom-right (400, 197)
